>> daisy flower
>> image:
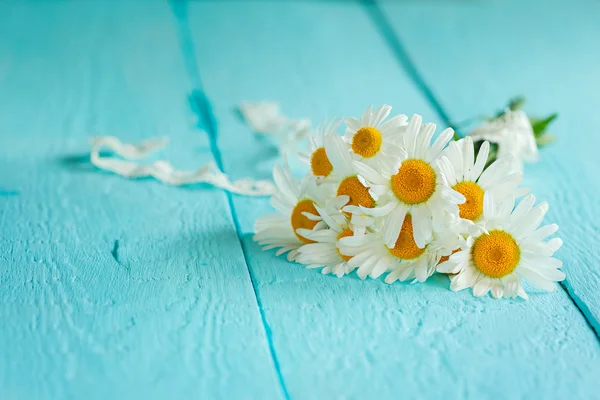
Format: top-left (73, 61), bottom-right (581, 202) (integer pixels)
top-left (253, 163), bottom-right (332, 261)
top-left (469, 109), bottom-right (538, 172)
top-left (298, 118), bottom-right (342, 181)
top-left (437, 193), bottom-right (564, 299)
top-left (344, 105), bottom-right (408, 171)
top-left (338, 214), bottom-right (450, 281)
top-left (324, 133), bottom-right (377, 213)
top-left (349, 114), bottom-right (465, 249)
top-left (438, 136), bottom-right (525, 228)
top-left (295, 206), bottom-right (373, 277)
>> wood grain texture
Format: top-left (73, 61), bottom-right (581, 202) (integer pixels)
top-left (379, 0), bottom-right (600, 335)
top-left (0, 1), bottom-right (282, 399)
top-left (185, 1), bottom-right (600, 398)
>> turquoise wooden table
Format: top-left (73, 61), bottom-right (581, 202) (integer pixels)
top-left (1, 0), bottom-right (599, 399)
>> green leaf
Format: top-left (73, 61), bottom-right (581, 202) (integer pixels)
top-left (508, 96), bottom-right (526, 111)
top-left (531, 113), bottom-right (558, 138)
top-left (494, 96), bottom-right (526, 118)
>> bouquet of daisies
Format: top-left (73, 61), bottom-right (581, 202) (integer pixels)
top-left (253, 105), bottom-right (564, 300)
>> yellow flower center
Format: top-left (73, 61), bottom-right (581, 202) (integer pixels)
top-left (310, 147), bottom-right (333, 177)
top-left (352, 127), bottom-right (383, 158)
top-left (453, 181), bottom-right (484, 221)
top-left (336, 228), bottom-right (354, 262)
top-left (386, 214), bottom-right (426, 260)
top-left (438, 248), bottom-right (461, 265)
top-left (390, 159), bottom-right (436, 204)
top-left (336, 176), bottom-right (376, 211)
top-left (290, 199), bottom-right (318, 244)
top-left (471, 230), bottom-right (520, 278)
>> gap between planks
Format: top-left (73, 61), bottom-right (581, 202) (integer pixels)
top-left (169, 1), bottom-right (292, 398)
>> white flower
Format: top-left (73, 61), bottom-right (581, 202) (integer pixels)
top-left (338, 214), bottom-right (452, 282)
top-left (348, 114), bottom-right (465, 249)
top-left (298, 118), bottom-right (342, 181)
top-left (324, 133), bottom-right (377, 213)
top-left (253, 163), bottom-right (332, 261)
top-left (344, 105), bottom-right (408, 172)
top-left (296, 207), bottom-right (373, 277)
top-left (437, 193), bottom-right (564, 299)
top-left (438, 136), bottom-right (525, 232)
top-left (469, 109), bottom-right (538, 172)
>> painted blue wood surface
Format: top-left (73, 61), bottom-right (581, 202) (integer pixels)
top-left (0, 0), bottom-right (599, 399)
top-left (0, 1), bottom-right (281, 399)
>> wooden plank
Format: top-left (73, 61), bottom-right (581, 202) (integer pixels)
top-left (185, 1), bottom-right (600, 398)
top-left (379, 0), bottom-right (600, 334)
top-left (0, 1), bottom-right (282, 399)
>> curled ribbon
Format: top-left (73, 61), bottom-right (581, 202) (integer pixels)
top-left (90, 136), bottom-right (277, 196)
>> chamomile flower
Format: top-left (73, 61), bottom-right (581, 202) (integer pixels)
top-left (469, 109), bottom-right (538, 172)
top-left (253, 163), bottom-right (331, 261)
top-left (437, 193), bottom-right (564, 299)
top-left (349, 114), bottom-right (465, 249)
top-left (298, 118), bottom-right (342, 181)
top-left (438, 136), bottom-right (524, 228)
top-left (325, 134), bottom-right (377, 212)
top-left (296, 207), bottom-right (373, 277)
top-left (338, 214), bottom-right (447, 281)
top-left (344, 105), bottom-right (408, 171)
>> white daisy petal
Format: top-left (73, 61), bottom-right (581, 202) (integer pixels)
top-left (347, 248), bottom-right (377, 265)
top-left (510, 194), bottom-right (536, 222)
top-left (427, 128), bottom-right (454, 162)
top-left (405, 114), bottom-right (423, 156)
top-left (325, 134), bottom-right (354, 175)
top-left (272, 163), bottom-right (299, 203)
top-left (413, 258), bottom-right (430, 282)
top-left (349, 202), bottom-right (396, 217)
top-left (438, 157), bottom-right (457, 186)
top-left (416, 123), bottom-right (436, 159)
top-left (517, 267), bottom-right (557, 292)
top-left (473, 277), bottom-right (492, 297)
top-left (372, 104), bottom-right (392, 126)
top-left (513, 202), bottom-right (548, 239)
top-left (491, 283), bottom-right (504, 299)
top-left (450, 268), bottom-right (480, 292)
top-left (383, 206), bottom-right (408, 248)
top-left (296, 228), bottom-right (337, 243)
top-left (353, 161), bottom-right (388, 185)
top-left (546, 238), bottom-right (563, 253)
top-left (302, 211), bottom-right (322, 221)
top-left (477, 156), bottom-right (511, 189)
top-left (370, 257), bottom-right (391, 279)
top-left (483, 191), bottom-right (496, 219)
top-left (462, 136), bottom-right (475, 179)
top-left (411, 206), bottom-right (432, 249)
top-left (530, 223), bottom-right (559, 242)
top-left (357, 253), bottom-right (379, 280)
top-left (440, 185), bottom-right (466, 205)
top-left (379, 114), bottom-right (408, 134)
top-left (470, 141), bottom-right (490, 182)
top-left (384, 268), bottom-right (402, 284)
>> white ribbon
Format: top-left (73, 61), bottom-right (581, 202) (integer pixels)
top-left (90, 136), bottom-right (276, 196)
